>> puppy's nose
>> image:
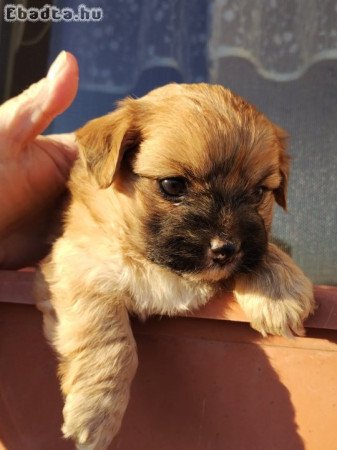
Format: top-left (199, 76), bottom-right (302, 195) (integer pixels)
top-left (209, 238), bottom-right (239, 260)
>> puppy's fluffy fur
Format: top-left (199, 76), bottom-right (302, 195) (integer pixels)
top-left (37, 83), bottom-right (315, 449)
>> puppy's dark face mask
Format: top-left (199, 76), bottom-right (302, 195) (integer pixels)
top-left (77, 83), bottom-right (289, 283)
top-left (143, 175), bottom-right (269, 280)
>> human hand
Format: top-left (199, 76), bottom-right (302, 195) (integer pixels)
top-left (0, 51), bottom-right (79, 269)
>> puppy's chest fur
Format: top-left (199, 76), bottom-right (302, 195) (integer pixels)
top-left (122, 261), bottom-right (213, 317)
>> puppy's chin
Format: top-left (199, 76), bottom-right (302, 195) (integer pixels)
top-left (183, 267), bottom-right (234, 283)
top-left (180, 254), bottom-right (243, 283)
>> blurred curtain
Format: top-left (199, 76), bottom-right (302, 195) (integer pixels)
top-left (210, 0), bottom-right (337, 81)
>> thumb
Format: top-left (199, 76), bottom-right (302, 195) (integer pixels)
top-left (0, 51), bottom-right (78, 145)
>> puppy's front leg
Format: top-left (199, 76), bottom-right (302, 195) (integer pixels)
top-left (56, 295), bottom-right (138, 450)
top-left (234, 243), bottom-right (316, 337)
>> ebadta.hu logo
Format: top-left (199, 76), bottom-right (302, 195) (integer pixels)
top-left (3, 3), bottom-right (103, 22)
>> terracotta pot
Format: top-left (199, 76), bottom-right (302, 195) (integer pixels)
top-left (0, 270), bottom-right (336, 450)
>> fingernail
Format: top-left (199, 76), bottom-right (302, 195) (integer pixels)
top-left (47, 51), bottom-right (67, 81)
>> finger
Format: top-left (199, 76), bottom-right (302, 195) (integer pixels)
top-left (44, 133), bottom-right (78, 157)
top-left (33, 134), bottom-right (78, 181)
top-left (0, 51), bottom-right (79, 146)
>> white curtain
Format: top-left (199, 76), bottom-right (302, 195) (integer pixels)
top-left (210, 0), bottom-right (337, 81)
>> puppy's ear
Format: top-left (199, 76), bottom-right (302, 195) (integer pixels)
top-left (274, 125), bottom-right (290, 210)
top-left (76, 99), bottom-right (140, 188)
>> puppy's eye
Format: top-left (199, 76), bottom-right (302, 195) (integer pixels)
top-left (159, 177), bottom-right (187, 199)
top-left (253, 186), bottom-right (269, 202)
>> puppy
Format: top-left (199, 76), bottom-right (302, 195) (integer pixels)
top-left (37, 83), bottom-right (315, 449)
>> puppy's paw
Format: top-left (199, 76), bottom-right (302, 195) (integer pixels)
top-left (62, 392), bottom-right (125, 450)
top-left (234, 245), bottom-right (316, 337)
top-left (237, 276), bottom-right (315, 337)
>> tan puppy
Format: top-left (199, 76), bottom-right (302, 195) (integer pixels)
top-left (37, 83), bottom-right (315, 449)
